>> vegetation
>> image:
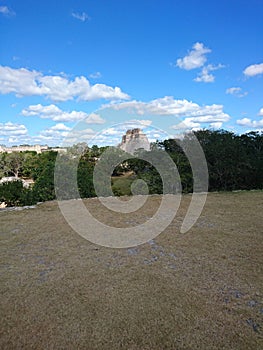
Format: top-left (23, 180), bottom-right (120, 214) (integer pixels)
top-left (111, 172), bottom-right (135, 196)
top-left (124, 129), bottom-right (263, 194)
top-left (1, 192), bottom-right (262, 349)
top-left (0, 129), bottom-right (262, 206)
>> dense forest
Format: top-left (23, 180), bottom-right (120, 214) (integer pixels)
top-left (0, 129), bottom-right (262, 207)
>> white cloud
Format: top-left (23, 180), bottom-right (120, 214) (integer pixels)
top-left (89, 72), bottom-right (102, 79)
top-left (107, 96), bottom-right (230, 122)
top-left (63, 128), bottom-right (96, 146)
top-left (258, 108), bottom-right (263, 116)
top-left (226, 87), bottom-right (248, 97)
top-left (0, 122), bottom-right (27, 136)
top-left (171, 118), bottom-right (201, 131)
top-left (210, 122), bottom-right (223, 129)
top-left (72, 12), bottom-right (90, 22)
top-left (0, 122), bottom-right (30, 146)
top-left (237, 117), bottom-right (263, 128)
top-left (0, 121), bottom-right (85, 147)
top-left (101, 128), bottom-right (120, 136)
top-left (39, 128), bottom-right (69, 138)
top-left (0, 6), bottom-right (15, 16)
top-left (194, 68), bottom-right (214, 83)
top-left (104, 97), bottom-right (230, 133)
top-left (0, 66), bottom-right (129, 102)
top-left (22, 104), bottom-right (105, 123)
top-left (129, 119), bottom-right (152, 126)
top-left (226, 87), bottom-right (241, 95)
top-left (49, 123), bottom-right (71, 131)
top-left (85, 113), bottom-right (105, 124)
top-left (22, 104), bottom-right (60, 117)
top-left (243, 63), bottom-right (263, 77)
top-left (194, 64), bottom-right (224, 83)
top-left (176, 42), bottom-right (211, 70)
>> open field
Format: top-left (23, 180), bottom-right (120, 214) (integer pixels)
top-left (111, 171), bottom-right (135, 196)
top-left (0, 191), bottom-right (263, 349)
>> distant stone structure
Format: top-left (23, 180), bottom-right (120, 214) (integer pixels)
top-left (119, 128), bottom-right (150, 154)
top-left (42, 147), bottom-right (67, 153)
top-left (0, 145), bottom-right (47, 154)
top-left (0, 145), bottom-right (67, 154)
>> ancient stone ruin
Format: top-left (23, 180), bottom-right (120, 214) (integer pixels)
top-left (119, 128), bottom-right (150, 154)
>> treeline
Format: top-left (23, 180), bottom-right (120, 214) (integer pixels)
top-left (0, 144), bottom-right (99, 206)
top-left (132, 129), bottom-right (263, 193)
top-left (0, 130), bottom-right (262, 206)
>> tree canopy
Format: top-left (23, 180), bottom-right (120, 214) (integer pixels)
top-left (0, 130), bottom-right (262, 206)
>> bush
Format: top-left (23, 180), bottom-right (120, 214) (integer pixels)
top-left (0, 180), bottom-right (36, 207)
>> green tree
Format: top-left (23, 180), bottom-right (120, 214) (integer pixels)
top-left (32, 161), bottom-right (56, 202)
top-left (0, 180), bottom-right (35, 207)
top-left (0, 152), bottom-right (25, 178)
top-left (77, 158), bottom-right (96, 198)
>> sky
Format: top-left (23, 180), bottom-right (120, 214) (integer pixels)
top-left (0, 0), bottom-right (262, 147)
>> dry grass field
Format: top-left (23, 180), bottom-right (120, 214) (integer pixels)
top-left (0, 191), bottom-right (263, 349)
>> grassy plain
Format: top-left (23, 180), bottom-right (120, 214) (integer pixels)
top-left (0, 191), bottom-right (262, 349)
top-left (111, 171), bottom-right (135, 195)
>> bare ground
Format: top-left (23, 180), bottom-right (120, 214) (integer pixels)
top-left (0, 191), bottom-right (262, 349)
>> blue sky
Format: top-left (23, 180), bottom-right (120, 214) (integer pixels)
top-left (0, 0), bottom-right (262, 146)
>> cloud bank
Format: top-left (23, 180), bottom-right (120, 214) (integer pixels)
top-left (107, 96), bottom-right (230, 122)
top-left (0, 66), bottom-right (130, 102)
top-left (22, 104), bottom-right (105, 123)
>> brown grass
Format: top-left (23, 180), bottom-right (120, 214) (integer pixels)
top-left (0, 191), bottom-right (262, 349)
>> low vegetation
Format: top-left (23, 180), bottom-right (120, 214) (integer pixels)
top-left (0, 129), bottom-right (262, 206)
top-left (0, 191), bottom-right (262, 349)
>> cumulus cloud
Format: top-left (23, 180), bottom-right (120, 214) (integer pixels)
top-left (0, 121), bottom-right (83, 146)
top-left (84, 113), bottom-right (105, 124)
top-left (226, 87), bottom-right (248, 97)
top-left (226, 87), bottom-right (241, 95)
top-left (106, 96), bottom-right (230, 122)
top-left (0, 122), bottom-right (27, 136)
top-left (39, 128), bottom-right (69, 139)
top-left (237, 117), bottom-right (263, 128)
top-left (128, 119), bottom-right (152, 126)
top-left (243, 63), bottom-right (263, 77)
top-left (175, 43), bottom-right (224, 82)
top-left (258, 108), bottom-right (263, 116)
top-left (0, 6), bottom-right (15, 16)
top-left (144, 130), bottom-right (164, 142)
top-left (194, 67), bottom-right (214, 83)
top-left (0, 66), bottom-right (129, 102)
top-left (0, 122), bottom-right (29, 146)
top-left (49, 123), bottom-right (71, 131)
top-left (103, 97), bottom-right (230, 133)
top-left (22, 127), bottom-right (96, 147)
top-left (63, 128), bottom-right (96, 146)
top-left (72, 12), bottom-right (90, 22)
top-left (171, 118), bottom-right (201, 131)
top-left (22, 104), bottom-right (106, 123)
top-left (176, 42), bottom-right (211, 70)
top-left (194, 64), bottom-right (224, 83)
top-left (101, 128), bottom-right (120, 136)
top-left (210, 122), bottom-right (223, 129)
